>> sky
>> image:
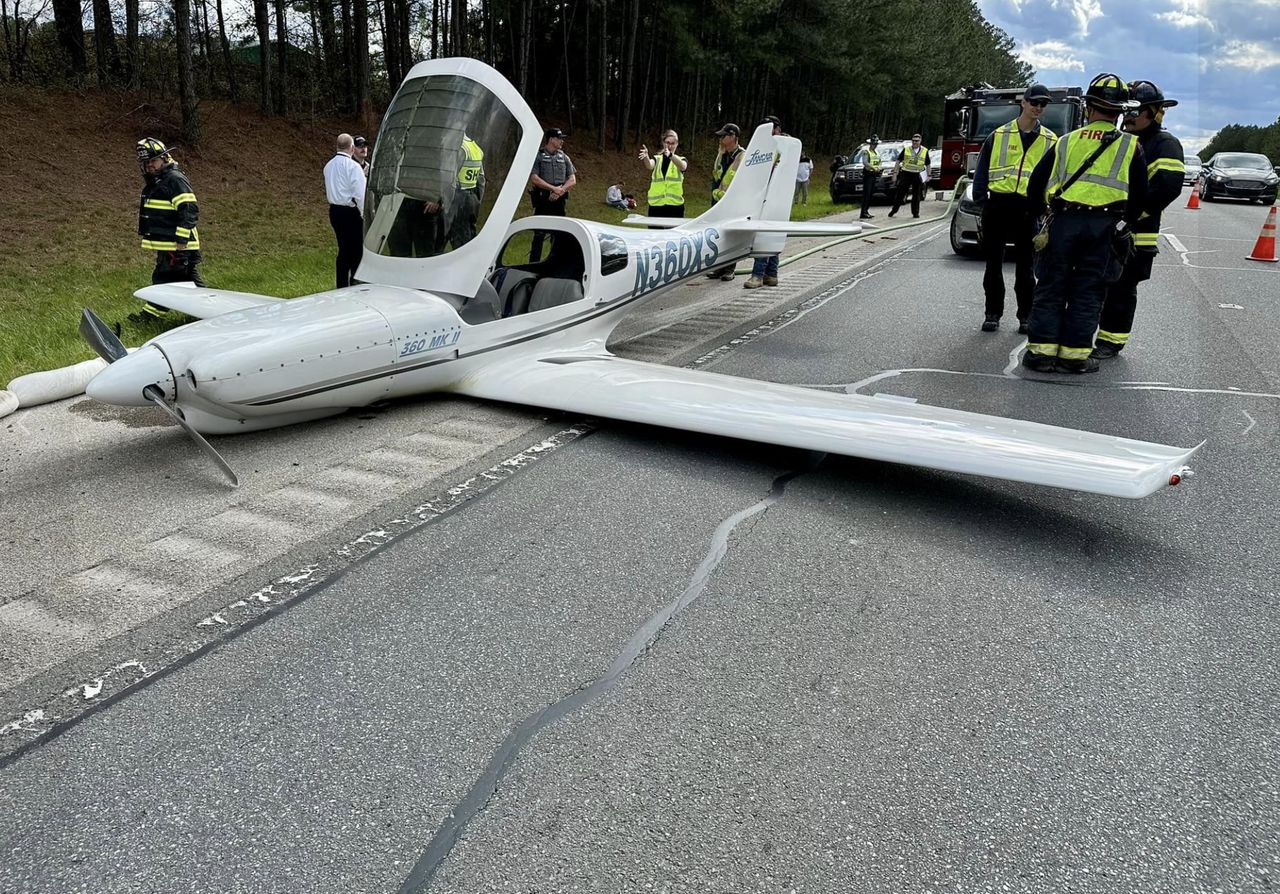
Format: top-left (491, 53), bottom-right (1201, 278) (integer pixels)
top-left (976, 0), bottom-right (1280, 154)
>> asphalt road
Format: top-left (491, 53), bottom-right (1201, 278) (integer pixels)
top-left (2, 196), bottom-right (1278, 893)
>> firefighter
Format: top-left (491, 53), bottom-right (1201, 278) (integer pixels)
top-left (1022, 73), bottom-right (1148, 374)
top-left (1093, 81), bottom-right (1185, 358)
top-left (859, 135), bottom-right (882, 220)
top-left (972, 84), bottom-right (1058, 333)
top-left (134, 138), bottom-right (204, 321)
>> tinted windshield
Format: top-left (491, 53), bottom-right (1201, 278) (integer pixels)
top-left (365, 74), bottom-right (522, 257)
top-left (1216, 153), bottom-right (1270, 170)
top-left (1187, 155), bottom-right (1201, 166)
top-left (973, 102), bottom-right (1075, 141)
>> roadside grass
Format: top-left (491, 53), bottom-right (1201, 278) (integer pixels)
top-left (1, 183), bottom-right (849, 384)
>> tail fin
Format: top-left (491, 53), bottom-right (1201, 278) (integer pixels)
top-left (751, 134), bottom-right (803, 254)
top-left (693, 123), bottom-right (777, 225)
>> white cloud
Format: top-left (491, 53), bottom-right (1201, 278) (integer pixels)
top-left (1217, 39), bottom-right (1280, 71)
top-left (1051, 0), bottom-right (1104, 36)
top-left (1157, 0), bottom-right (1212, 28)
top-left (1018, 39), bottom-right (1086, 72)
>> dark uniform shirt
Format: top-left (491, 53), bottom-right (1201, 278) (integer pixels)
top-left (1131, 125), bottom-right (1184, 252)
top-left (531, 149), bottom-right (576, 187)
top-left (139, 162), bottom-right (200, 252)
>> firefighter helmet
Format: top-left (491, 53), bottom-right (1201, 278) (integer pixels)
top-left (868, 134), bottom-right (880, 146)
top-left (135, 138), bottom-right (171, 166)
top-left (1128, 80), bottom-right (1177, 110)
top-left (1084, 73), bottom-right (1134, 112)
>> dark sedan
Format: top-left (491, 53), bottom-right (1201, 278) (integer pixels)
top-left (1201, 152), bottom-right (1279, 204)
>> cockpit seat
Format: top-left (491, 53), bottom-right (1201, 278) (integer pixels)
top-left (458, 278), bottom-right (502, 324)
top-left (491, 268), bottom-right (539, 317)
top-left (527, 277), bottom-right (584, 313)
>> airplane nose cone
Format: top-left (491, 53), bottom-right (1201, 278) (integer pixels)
top-left (86, 345), bottom-right (175, 407)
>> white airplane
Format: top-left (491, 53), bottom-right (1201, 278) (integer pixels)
top-left (81, 58), bottom-right (1198, 497)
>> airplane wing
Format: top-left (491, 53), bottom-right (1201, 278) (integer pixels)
top-left (135, 283), bottom-right (286, 319)
top-left (453, 353), bottom-right (1198, 499)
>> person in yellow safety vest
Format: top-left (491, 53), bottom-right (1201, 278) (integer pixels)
top-left (1094, 80), bottom-right (1185, 359)
top-left (888, 133), bottom-right (930, 220)
top-left (448, 134), bottom-right (485, 249)
top-left (132, 137), bottom-right (205, 323)
top-left (972, 84), bottom-right (1059, 333)
top-left (707, 122), bottom-right (743, 280)
top-left (859, 134), bottom-right (882, 220)
top-left (639, 129), bottom-right (687, 220)
top-left (1022, 73), bottom-right (1148, 374)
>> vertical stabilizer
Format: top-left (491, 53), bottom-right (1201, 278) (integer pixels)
top-left (752, 134), bottom-right (803, 254)
top-left (692, 123), bottom-right (777, 226)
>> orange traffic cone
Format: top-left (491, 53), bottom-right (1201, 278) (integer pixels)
top-left (1185, 177), bottom-right (1201, 209)
top-left (1246, 205), bottom-right (1278, 262)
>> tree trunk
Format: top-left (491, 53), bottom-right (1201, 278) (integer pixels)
top-left (274, 0), bottom-right (287, 112)
top-left (338, 0), bottom-right (353, 112)
top-left (381, 0), bottom-right (399, 87)
top-left (354, 0), bottom-right (368, 118)
top-left (215, 0), bottom-right (238, 101)
top-left (595, 0), bottom-right (605, 152)
top-left (516, 0), bottom-right (531, 94)
top-left (614, 0), bottom-right (637, 150)
top-left (51, 0), bottom-right (87, 78)
top-left (316, 0), bottom-right (337, 103)
top-left (254, 0), bottom-right (271, 113)
top-left (125, 0), bottom-right (139, 86)
top-left (396, 0), bottom-right (410, 82)
top-left (91, 0), bottom-right (122, 84)
top-left (634, 23), bottom-right (653, 144)
top-left (452, 0), bottom-right (465, 56)
top-left (197, 0), bottom-right (214, 92)
top-left (175, 0), bottom-right (201, 143)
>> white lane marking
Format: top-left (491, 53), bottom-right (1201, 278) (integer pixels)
top-left (1165, 234), bottom-right (1255, 243)
top-left (1242, 410), bottom-right (1256, 435)
top-left (1164, 233), bottom-right (1188, 254)
top-left (1004, 339), bottom-right (1029, 377)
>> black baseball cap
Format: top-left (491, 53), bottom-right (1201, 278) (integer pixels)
top-left (544, 127), bottom-right (567, 141)
top-left (762, 115), bottom-right (781, 129)
top-left (1023, 84), bottom-right (1052, 102)
top-left (714, 123), bottom-right (740, 137)
top-left (353, 135), bottom-right (368, 147)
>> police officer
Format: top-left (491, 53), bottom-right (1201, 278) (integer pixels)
top-left (707, 122), bottom-right (743, 280)
top-left (528, 127), bottom-right (576, 261)
top-left (972, 84), bottom-right (1058, 333)
top-left (134, 137), bottom-right (204, 321)
top-left (1094, 81), bottom-right (1185, 358)
top-left (859, 135), bottom-right (882, 220)
top-left (448, 133), bottom-right (485, 249)
top-left (888, 133), bottom-right (930, 220)
top-left (1022, 74), bottom-right (1148, 374)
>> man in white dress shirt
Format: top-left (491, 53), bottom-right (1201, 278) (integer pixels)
top-left (323, 133), bottom-right (367, 288)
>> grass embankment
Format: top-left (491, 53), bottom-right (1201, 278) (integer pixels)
top-left (0, 85), bottom-right (849, 383)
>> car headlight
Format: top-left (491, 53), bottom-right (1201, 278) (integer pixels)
top-left (1211, 172), bottom-right (1228, 181)
top-left (1265, 173), bottom-right (1279, 184)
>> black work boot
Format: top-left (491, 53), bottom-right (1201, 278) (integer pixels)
top-left (1055, 357), bottom-right (1101, 374)
top-left (1091, 342), bottom-right (1122, 359)
top-left (1021, 352), bottom-right (1057, 372)
top-left (981, 314), bottom-right (1000, 332)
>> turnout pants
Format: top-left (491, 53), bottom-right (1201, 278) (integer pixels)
top-left (890, 174), bottom-right (922, 217)
top-left (329, 204), bottom-right (363, 288)
top-left (151, 249), bottom-right (205, 286)
top-left (1097, 251), bottom-right (1156, 352)
top-left (981, 195), bottom-right (1035, 322)
top-left (1027, 210), bottom-right (1117, 361)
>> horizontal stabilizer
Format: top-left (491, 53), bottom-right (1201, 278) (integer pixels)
top-left (135, 283), bottom-right (286, 319)
top-left (456, 353), bottom-right (1198, 499)
top-left (720, 219), bottom-right (862, 236)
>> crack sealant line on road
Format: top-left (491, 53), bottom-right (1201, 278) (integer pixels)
top-left (396, 457), bottom-right (823, 894)
top-left (0, 424), bottom-right (594, 769)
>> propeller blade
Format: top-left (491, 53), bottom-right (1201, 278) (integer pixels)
top-left (143, 384), bottom-right (240, 488)
top-left (79, 308), bottom-right (128, 364)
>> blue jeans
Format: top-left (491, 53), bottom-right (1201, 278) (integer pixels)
top-left (751, 255), bottom-right (779, 278)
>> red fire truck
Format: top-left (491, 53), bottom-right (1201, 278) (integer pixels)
top-left (939, 83), bottom-right (1085, 189)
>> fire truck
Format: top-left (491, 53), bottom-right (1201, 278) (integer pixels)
top-left (939, 84), bottom-right (1085, 189)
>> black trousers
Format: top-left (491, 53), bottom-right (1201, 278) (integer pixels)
top-left (1097, 251), bottom-right (1155, 349)
top-left (981, 195), bottom-right (1036, 321)
top-left (329, 204), bottom-right (363, 288)
top-left (529, 191), bottom-right (567, 261)
top-left (860, 172), bottom-right (879, 217)
top-left (1028, 211), bottom-right (1117, 356)
top-left (151, 250), bottom-right (205, 286)
top-left (890, 173), bottom-right (923, 217)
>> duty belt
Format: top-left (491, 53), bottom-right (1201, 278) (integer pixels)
top-left (1053, 200), bottom-right (1126, 214)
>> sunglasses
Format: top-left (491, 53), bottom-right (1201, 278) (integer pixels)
top-left (1028, 99), bottom-right (1050, 108)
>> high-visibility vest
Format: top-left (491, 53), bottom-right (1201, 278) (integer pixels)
top-left (457, 137), bottom-right (483, 190)
top-left (863, 147), bottom-right (882, 172)
top-left (648, 154), bottom-right (685, 207)
top-left (711, 146), bottom-right (743, 203)
top-left (900, 144), bottom-right (928, 173)
top-left (1045, 121), bottom-right (1138, 206)
top-left (988, 121), bottom-right (1057, 197)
